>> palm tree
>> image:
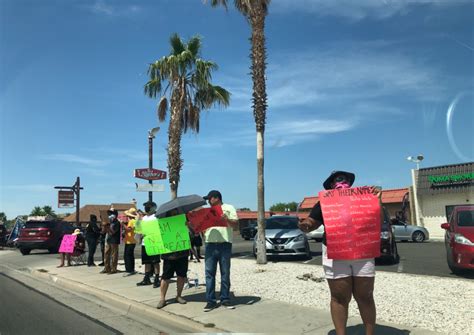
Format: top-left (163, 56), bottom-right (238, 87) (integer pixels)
top-left (42, 206), bottom-right (57, 218)
top-left (30, 206), bottom-right (44, 216)
top-left (145, 34), bottom-right (230, 199)
top-left (209, 0), bottom-right (270, 264)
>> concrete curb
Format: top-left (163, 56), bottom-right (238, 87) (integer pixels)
top-left (3, 264), bottom-right (224, 333)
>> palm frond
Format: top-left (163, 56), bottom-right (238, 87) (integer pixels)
top-left (209, 0), bottom-right (228, 10)
top-left (170, 33), bottom-right (185, 56)
top-left (187, 36), bottom-right (202, 58)
top-left (157, 96), bottom-right (168, 121)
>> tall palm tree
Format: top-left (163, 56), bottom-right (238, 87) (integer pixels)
top-left (145, 34), bottom-right (230, 199)
top-left (209, 0), bottom-right (270, 264)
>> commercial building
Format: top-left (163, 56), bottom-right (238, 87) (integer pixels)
top-left (413, 162), bottom-right (473, 239)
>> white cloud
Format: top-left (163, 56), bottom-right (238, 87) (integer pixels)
top-left (86, 0), bottom-right (142, 17)
top-left (40, 154), bottom-right (107, 167)
top-left (271, 0), bottom-right (471, 20)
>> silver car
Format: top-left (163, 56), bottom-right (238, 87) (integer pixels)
top-left (253, 216), bottom-right (311, 259)
top-left (306, 224), bottom-right (324, 242)
top-left (391, 219), bottom-right (430, 242)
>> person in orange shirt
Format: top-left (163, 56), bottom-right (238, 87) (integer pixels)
top-left (123, 208), bottom-right (138, 276)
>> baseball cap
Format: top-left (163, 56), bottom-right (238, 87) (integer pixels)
top-left (203, 190), bottom-right (222, 201)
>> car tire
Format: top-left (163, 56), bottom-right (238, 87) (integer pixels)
top-left (20, 248), bottom-right (31, 255)
top-left (447, 253), bottom-right (464, 275)
top-left (412, 231), bottom-right (425, 243)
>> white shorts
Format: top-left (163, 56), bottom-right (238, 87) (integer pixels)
top-left (322, 244), bottom-right (375, 279)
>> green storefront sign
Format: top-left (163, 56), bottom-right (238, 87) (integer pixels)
top-left (428, 172), bottom-right (474, 188)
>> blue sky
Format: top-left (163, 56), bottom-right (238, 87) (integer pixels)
top-left (1, 0), bottom-right (473, 219)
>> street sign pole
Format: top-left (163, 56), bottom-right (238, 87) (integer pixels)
top-left (55, 177), bottom-right (83, 227)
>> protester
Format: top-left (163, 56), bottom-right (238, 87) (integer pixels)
top-left (98, 223), bottom-right (106, 267)
top-left (123, 208), bottom-right (138, 276)
top-left (298, 171), bottom-right (382, 335)
top-left (189, 231), bottom-right (203, 262)
top-left (156, 209), bottom-right (189, 309)
top-left (85, 214), bottom-right (101, 267)
top-left (202, 190), bottom-right (239, 312)
top-left (135, 201), bottom-right (161, 288)
top-left (57, 229), bottom-right (85, 267)
top-left (101, 208), bottom-right (120, 274)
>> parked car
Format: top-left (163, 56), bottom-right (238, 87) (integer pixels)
top-left (377, 207), bottom-right (400, 264)
top-left (441, 205), bottom-right (474, 274)
top-left (241, 221), bottom-right (257, 240)
top-left (306, 224), bottom-right (324, 242)
top-left (253, 215), bottom-right (311, 259)
top-left (390, 219), bottom-right (429, 242)
top-left (17, 219), bottom-right (74, 255)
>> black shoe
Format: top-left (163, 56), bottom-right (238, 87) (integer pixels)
top-left (98, 262), bottom-right (104, 266)
top-left (203, 302), bottom-right (218, 312)
top-left (153, 277), bottom-right (161, 288)
top-left (136, 276), bottom-right (152, 286)
top-left (221, 300), bottom-right (235, 309)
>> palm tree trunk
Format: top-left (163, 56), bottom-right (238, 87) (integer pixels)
top-left (168, 91), bottom-right (183, 200)
top-left (251, 7), bottom-right (268, 265)
top-left (256, 130), bottom-right (266, 264)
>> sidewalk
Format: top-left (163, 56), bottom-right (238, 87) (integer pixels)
top-left (10, 256), bottom-right (442, 335)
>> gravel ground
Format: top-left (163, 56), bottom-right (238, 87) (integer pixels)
top-left (187, 258), bottom-right (473, 334)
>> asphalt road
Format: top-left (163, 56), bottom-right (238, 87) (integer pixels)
top-left (0, 274), bottom-right (119, 335)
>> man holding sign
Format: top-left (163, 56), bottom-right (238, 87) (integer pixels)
top-left (298, 171), bottom-right (382, 335)
top-left (201, 190), bottom-right (238, 312)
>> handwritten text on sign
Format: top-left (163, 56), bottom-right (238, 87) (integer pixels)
top-left (319, 187), bottom-right (381, 260)
top-left (59, 234), bottom-right (77, 254)
top-left (186, 206), bottom-right (226, 233)
top-left (142, 214), bottom-right (191, 256)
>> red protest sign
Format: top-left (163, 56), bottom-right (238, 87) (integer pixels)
top-left (319, 187), bottom-right (381, 260)
top-left (59, 234), bottom-right (77, 254)
top-left (186, 206), bottom-right (226, 233)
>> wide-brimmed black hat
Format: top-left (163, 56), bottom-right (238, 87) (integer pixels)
top-left (323, 171), bottom-right (355, 190)
top-left (203, 190), bottom-right (222, 201)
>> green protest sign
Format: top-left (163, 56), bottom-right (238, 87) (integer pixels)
top-left (143, 214), bottom-right (191, 256)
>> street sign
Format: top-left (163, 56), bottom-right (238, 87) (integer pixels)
top-left (135, 183), bottom-right (165, 192)
top-left (58, 190), bottom-right (75, 208)
top-left (134, 168), bottom-right (167, 181)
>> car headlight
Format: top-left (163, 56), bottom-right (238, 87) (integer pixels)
top-left (293, 234), bottom-right (305, 242)
top-left (380, 231), bottom-right (390, 239)
top-left (454, 233), bottom-right (474, 246)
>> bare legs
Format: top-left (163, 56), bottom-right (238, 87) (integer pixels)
top-left (327, 277), bottom-right (376, 335)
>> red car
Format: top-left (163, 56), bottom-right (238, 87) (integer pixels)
top-left (17, 219), bottom-right (74, 255)
top-left (441, 205), bottom-right (474, 274)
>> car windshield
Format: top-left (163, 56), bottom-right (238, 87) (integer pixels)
top-left (24, 221), bottom-right (55, 228)
top-left (265, 217), bottom-right (298, 230)
top-left (458, 210), bottom-right (474, 227)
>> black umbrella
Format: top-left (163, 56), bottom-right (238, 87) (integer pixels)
top-left (155, 194), bottom-right (207, 218)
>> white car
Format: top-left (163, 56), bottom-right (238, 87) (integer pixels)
top-left (306, 224), bottom-right (324, 242)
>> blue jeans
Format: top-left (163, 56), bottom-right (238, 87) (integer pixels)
top-left (205, 242), bottom-right (232, 303)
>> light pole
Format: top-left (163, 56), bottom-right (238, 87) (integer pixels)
top-left (148, 127), bottom-right (160, 203)
top-left (407, 154), bottom-right (424, 226)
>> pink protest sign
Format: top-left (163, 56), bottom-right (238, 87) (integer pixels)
top-left (186, 206), bottom-right (227, 233)
top-left (59, 234), bottom-right (77, 254)
top-left (319, 187), bottom-right (381, 260)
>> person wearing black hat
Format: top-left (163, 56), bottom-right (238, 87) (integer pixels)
top-left (135, 201), bottom-right (161, 288)
top-left (202, 190), bottom-right (239, 312)
top-left (298, 171), bottom-right (381, 335)
top-left (100, 208), bottom-right (120, 274)
top-left (85, 214), bottom-right (101, 267)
